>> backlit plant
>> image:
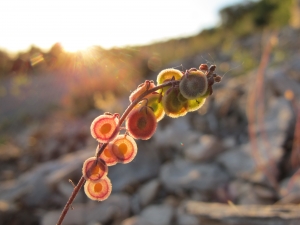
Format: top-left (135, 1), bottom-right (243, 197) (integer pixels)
top-left (57, 63), bottom-right (222, 225)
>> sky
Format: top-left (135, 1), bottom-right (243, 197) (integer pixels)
top-left (0, 0), bottom-right (246, 53)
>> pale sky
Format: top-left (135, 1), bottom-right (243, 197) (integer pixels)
top-left (0, 0), bottom-right (245, 53)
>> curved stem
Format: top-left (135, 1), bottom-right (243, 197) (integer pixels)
top-left (56, 79), bottom-right (179, 225)
top-left (56, 177), bottom-right (85, 225)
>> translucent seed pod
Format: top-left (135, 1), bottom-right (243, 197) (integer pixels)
top-left (179, 70), bottom-right (208, 100)
top-left (157, 68), bottom-right (183, 94)
top-left (129, 80), bottom-right (156, 103)
top-left (144, 92), bottom-right (165, 122)
top-left (82, 157), bottom-right (108, 182)
top-left (157, 68), bottom-right (183, 85)
top-left (126, 106), bottom-right (157, 140)
top-left (162, 87), bottom-right (188, 118)
top-left (187, 97), bottom-right (206, 112)
top-left (109, 134), bottom-right (138, 164)
top-left (90, 113), bottom-right (120, 143)
top-left (97, 145), bottom-right (118, 166)
top-left (84, 176), bottom-right (112, 201)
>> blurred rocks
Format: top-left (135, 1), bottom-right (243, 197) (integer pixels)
top-left (160, 159), bottom-right (230, 193)
top-left (1, 28), bottom-right (300, 225)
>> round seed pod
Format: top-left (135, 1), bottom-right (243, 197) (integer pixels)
top-left (157, 68), bottom-right (183, 94)
top-left (129, 80), bottom-right (156, 103)
top-left (157, 68), bottom-right (183, 85)
top-left (179, 70), bottom-right (208, 99)
top-left (145, 92), bottom-right (165, 122)
top-left (98, 145), bottom-right (118, 166)
top-left (126, 106), bottom-right (157, 140)
top-left (90, 114), bottom-right (120, 143)
top-left (187, 97), bottom-right (206, 112)
top-left (82, 157), bottom-right (108, 182)
top-left (109, 134), bottom-right (138, 164)
top-left (84, 176), bottom-right (112, 201)
top-left (162, 87), bottom-right (188, 118)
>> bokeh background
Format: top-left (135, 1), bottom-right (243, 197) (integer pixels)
top-left (0, 0), bottom-right (300, 224)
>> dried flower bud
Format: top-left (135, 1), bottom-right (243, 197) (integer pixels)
top-left (82, 157), bottom-right (108, 182)
top-left (199, 64), bottom-right (208, 71)
top-left (84, 176), bottom-right (112, 201)
top-left (214, 75), bottom-right (222, 83)
top-left (129, 80), bottom-right (155, 103)
top-left (109, 134), bottom-right (138, 164)
top-left (90, 114), bottom-right (120, 143)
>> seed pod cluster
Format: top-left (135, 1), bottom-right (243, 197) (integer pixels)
top-left (84, 63), bottom-right (220, 202)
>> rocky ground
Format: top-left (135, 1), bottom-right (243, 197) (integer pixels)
top-left (0, 28), bottom-right (300, 225)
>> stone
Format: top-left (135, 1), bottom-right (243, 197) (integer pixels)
top-left (160, 158), bottom-right (229, 193)
top-left (184, 135), bottom-right (223, 162)
top-left (121, 216), bottom-right (153, 225)
top-left (154, 117), bottom-right (200, 148)
top-left (42, 194), bottom-right (130, 225)
top-left (140, 204), bottom-right (174, 225)
top-left (108, 142), bottom-right (161, 192)
top-left (138, 179), bottom-right (160, 207)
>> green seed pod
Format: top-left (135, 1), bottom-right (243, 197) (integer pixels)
top-left (157, 68), bottom-right (183, 85)
top-left (187, 97), bottom-right (206, 112)
top-left (162, 87), bottom-right (188, 118)
top-left (179, 70), bottom-right (208, 100)
top-left (144, 92), bottom-right (165, 122)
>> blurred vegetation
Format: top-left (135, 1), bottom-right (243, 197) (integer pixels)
top-left (0, 0), bottom-right (296, 119)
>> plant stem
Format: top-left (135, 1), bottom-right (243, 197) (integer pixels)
top-left (56, 79), bottom-right (179, 225)
top-left (56, 176), bottom-right (85, 225)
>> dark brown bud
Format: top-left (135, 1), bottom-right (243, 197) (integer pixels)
top-left (214, 75), bottom-right (222, 83)
top-left (199, 64), bottom-right (208, 71)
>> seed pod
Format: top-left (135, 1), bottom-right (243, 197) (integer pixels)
top-left (129, 80), bottom-right (155, 103)
top-left (144, 92), bottom-right (165, 122)
top-left (82, 157), bottom-right (108, 182)
top-left (90, 114), bottom-right (120, 143)
top-left (98, 145), bottom-right (118, 166)
top-left (109, 134), bottom-right (138, 164)
top-left (179, 70), bottom-right (208, 99)
top-left (187, 97), bottom-right (206, 112)
top-left (162, 87), bottom-right (188, 118)
top-left (126, 106), bottom-right (157, 140)
top-left (84, 176), bottom-right (112, 201)
top-left (157, 68), bottom-right (183, 94)
top-left (157, 68), bottom-right (183, 85)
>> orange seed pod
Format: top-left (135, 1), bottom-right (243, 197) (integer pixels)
top-left (98, 145), bottom-right (118, 166)
top-left (84, 176), bottom-right (112, 201)
top-left (109, 134), bottom-right (138, 164)
top-left (82, 157), bottom-right (108, 182)
top-left (126, 106), bottom-right (157, 140)
top-left (90, 113), bottom-right (120, 143)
